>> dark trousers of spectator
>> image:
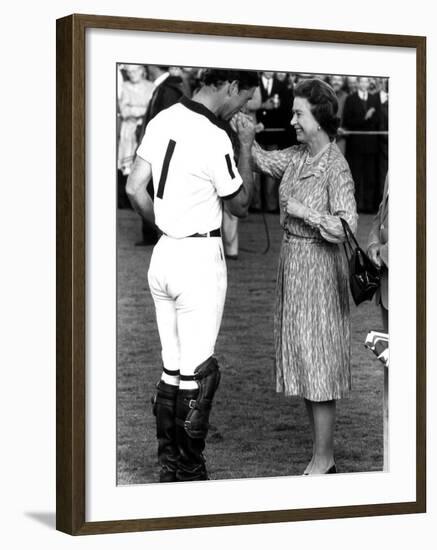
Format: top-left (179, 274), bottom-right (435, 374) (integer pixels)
top-left (251, 173), bottom-right (279, 213)
top-left (140, 219), bottom-right (159, 245)
top-left (347, 152), bottom-right (380, 213)
top-left (250, 145), bottom-right (279, 213)
top-left (138, 179), bottom-right (159, 245)
top-left (117, 170), bottom-right (132, 209)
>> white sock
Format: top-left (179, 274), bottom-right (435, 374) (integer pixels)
top-left (161, 372), bottom-right (180, 387)
top-left (179, 379), bottom-right (198, 391)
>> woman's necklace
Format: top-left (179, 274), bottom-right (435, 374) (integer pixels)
top-left (305, 142), bottom-right (331, 165)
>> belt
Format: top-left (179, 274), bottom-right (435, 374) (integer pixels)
top-left (187, 228), bottom-right (221, 238)
top-left (284, 228), bottom-right (323, 244)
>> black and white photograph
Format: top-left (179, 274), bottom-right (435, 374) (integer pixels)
top-left (53, 12), bottom-right (426, 537)
top-left (3, 0), bottom-right (434, 545)
top-left (116, 64), bottom-right (390, 485)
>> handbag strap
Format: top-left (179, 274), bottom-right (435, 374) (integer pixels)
top-left (340, 217), bottom-right (360, 248)
top-left (340, 217), bottom-right (354, 260)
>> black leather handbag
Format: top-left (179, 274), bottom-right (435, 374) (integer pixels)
top-left (340, 218), bottom-right (380, 306)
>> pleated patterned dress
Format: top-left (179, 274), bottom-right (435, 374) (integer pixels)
top-left (253, 141), bottom-right (358, 401)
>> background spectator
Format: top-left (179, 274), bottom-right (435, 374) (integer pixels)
top-left (330, 74), bottom-right (348, 155)
top-left (343, 76), bottom-right (381, 212)
top-left (375, 77), bottom-right (389, 197)
top-left (117, 64), bottom-right (154, 208)
top-left (346, 75), bottom-right (358, 93)
top-left (254, 71), bottom-right (296, 212)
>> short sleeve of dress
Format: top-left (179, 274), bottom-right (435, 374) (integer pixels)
top-left (252, 141), bottom-right (294, 180)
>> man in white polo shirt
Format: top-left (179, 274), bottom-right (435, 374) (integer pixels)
top-left (126, 68), bottom-right (259, 482)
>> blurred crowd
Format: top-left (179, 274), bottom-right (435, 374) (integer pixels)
top-left (117, 65), bottom-right (388, 215)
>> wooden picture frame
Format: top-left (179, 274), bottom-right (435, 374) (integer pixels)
top-left (56, 13), bottom-right (426, 535)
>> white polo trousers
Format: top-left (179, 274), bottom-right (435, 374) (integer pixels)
top-left (148, 235), bottom-right (227, 377)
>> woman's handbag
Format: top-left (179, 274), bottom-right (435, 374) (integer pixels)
top-left (340, 218), bottom-right (380, 306)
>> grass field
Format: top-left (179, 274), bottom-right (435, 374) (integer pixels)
top-left (116, 209), bottom-right (384, 484)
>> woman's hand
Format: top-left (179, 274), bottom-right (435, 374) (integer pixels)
top-left (234, 113), bottom-right (257, 149)
top-left (367, 243), bottom-right (383, 268)
top-left (285, 197), bottom-right (309, 219)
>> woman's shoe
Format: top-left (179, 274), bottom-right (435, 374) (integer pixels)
top-left (303, 458), bottom-right (314, 475)
top-left (304, 464), bottom-right (337, 475)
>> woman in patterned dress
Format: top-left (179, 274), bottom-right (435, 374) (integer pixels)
top-left (252, 79), bottom-right (358, 475)
top-left (118, 65), bottom-right (154, 176)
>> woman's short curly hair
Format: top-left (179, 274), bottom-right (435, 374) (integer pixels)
top-left (294, 78), bottom-right (340, 138)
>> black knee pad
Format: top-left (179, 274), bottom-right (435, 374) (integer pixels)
top-left (183, 356), bottom-right (221, 439)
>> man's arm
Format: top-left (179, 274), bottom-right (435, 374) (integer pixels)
top-left (125, 156), bottom-right (155, 225)
top-left (225, 117), bottom-right (257, 218)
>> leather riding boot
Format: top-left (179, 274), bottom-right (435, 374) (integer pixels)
top-left (151, 380), bottom-right (179, 482)
top-left (183, 356), bottom-right (221, 439)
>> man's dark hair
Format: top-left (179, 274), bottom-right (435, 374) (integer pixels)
top-left (294, 78), bottom-right (340, 138)
top-left (201, 69), bottom-right (259, 91)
